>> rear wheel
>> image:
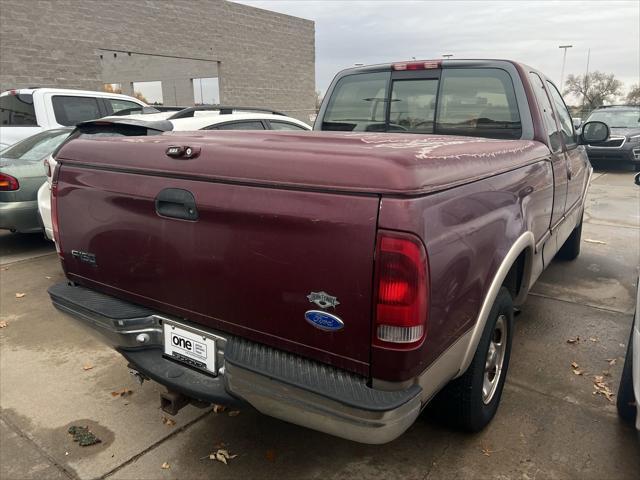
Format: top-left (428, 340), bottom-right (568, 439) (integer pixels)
top-left (432, 287), bottom-right (514, 431)
top-left (557, 215), bottom-right (583, 261)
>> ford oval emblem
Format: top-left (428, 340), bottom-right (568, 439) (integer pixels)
top-left (304, 310), bottom-right (344, 332)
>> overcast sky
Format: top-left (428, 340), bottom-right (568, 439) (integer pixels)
top-left (235, 0), bottom-right (639, 99)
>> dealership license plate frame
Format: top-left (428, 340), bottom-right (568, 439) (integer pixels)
top-left (162, 318), bottom-right (220, 376)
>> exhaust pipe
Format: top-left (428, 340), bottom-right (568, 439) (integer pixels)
top-left (160, 390), bottom-right (190, 416)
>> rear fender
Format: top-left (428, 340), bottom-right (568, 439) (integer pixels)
top-left (456, 231), bottom-right (535, 376)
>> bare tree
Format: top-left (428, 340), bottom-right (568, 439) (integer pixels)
top-left (564, 71), bottom-right (623, 110)
top-left (314, 90), bottom-right (323, 111)
top-left (626, 84), bottom-right (640, 105)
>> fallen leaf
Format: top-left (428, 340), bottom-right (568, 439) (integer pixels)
top-left (571, 362), bottom-right (582, 375)
top-left (607, 358), bottom-right (617, 366)
top-left (209, 448), bottom-right (238, 464)
top-left (83, 364), bottom-right (94, 371)
top-left (589, 337), bottom-right (599, 343)
top-left (566, 337), bottom-right (580, 344)
top-left (15, 293), bottom-right (26, 298)
top-left (212, 404), bottom-right (227, 414)
top-left (161, 462), bottom-right (170, 470)
top-left (110, 388), bottom-right (133, 398)
top-left (592, 375), bottom-right (615, 402)
top-left (45, 276), bottom-right (52, 279)
top-left (1, 267), bottom-right (8, 271)
top-left (584, 239), bottom-right (607, 245)
top-left (0, 320), bottom-right (8, 328)
top-left (265, 449), bottom-right (277, 462)
top-left (481, 444), bottom-right (493, 457)
top-left (228, 410), bottom-right (240, 417)
top-left (161, 416), bottom-right (176, 426)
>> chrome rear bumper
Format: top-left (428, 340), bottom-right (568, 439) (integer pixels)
top-left (49, 282), bottom-right (422, 444)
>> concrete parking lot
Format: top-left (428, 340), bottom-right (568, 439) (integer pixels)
top-left (1, 169), bottom-right (639, 480)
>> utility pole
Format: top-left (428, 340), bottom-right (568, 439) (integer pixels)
top-left (559, 45), bottom-right (573, 90)
top-left (581, 48), bottom-right (591, 113)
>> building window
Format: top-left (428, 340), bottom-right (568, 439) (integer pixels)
top-left (193, 77), bottom-right (220, 105)
top-left (132, 81), bottom-right (163, 105)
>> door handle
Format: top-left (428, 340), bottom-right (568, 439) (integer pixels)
top-left (155, 188), bottom-right (198, 221)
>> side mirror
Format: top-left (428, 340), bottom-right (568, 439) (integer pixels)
top-left (580, 121), bottom-right (610, 144)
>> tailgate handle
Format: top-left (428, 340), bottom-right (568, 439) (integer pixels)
top-left (155, 188), bottom-right (198, 221)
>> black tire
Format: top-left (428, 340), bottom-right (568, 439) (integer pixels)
top-left (557, 216), bottom-right (583, 261)
top-left (617, 320), bottom-right (637, 425)
top-left (432, 287), bottom-right (514, 432)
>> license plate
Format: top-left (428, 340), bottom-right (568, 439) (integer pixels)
top-left (163, 320), bottom-right (217, 375)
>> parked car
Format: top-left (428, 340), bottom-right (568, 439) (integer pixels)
top-left (48, 59), bottom-right (608, 444)
top-left (582, 105), bottom-right (640, 171)
top-left (0, 128), bottom-right (72, 233)
top-left (617, 172), bottom-right (640, 432)
top-left (37, 106), bottom-right (310, 239)
top-left (0, 88), bottom-right (146, 149)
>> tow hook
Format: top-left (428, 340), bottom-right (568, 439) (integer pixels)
top-left (128, 368), bottom-right (148, 386)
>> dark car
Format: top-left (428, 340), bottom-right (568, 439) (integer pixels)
top-left (583, 105), bottom-right (640, 171)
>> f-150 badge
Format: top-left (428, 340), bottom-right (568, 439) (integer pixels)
top-left (307, 291), bottom-right (340, 309)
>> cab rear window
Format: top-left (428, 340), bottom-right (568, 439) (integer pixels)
top-left (0, 93), bottom-right (37, 126)
top-left (321, 67), bottom-right (522, 140)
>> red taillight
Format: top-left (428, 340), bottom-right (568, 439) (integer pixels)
top-left (0, 173), bottom-right (19, 191)
top-left (392, 60), bottom-right (441, 71)
top-left (373, 230), bottom-right (428, 348)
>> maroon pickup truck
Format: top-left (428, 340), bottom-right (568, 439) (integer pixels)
top-left (48, 59), bottom-right (609, 444)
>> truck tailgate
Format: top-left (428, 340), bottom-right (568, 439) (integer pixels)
top-left (55, 161), bottom-right (379, 375)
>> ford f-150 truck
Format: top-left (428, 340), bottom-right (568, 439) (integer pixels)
top-left (48, 60), bottom-right (609, 444)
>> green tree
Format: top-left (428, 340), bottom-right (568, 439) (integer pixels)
top-left (564, 71), bottom-right (623, 110)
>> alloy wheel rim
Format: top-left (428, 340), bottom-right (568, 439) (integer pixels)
top-left (482, 314), bottom-right (507, 405)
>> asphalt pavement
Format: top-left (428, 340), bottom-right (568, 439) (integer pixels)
top-left (1, 169), bottom-right (639, 480)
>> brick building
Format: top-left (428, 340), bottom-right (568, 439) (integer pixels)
top-left (0, 0), bottom-right (315, 120)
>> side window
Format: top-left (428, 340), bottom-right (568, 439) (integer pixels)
top-left (210, 121), bottom-right (265, 130)
top-left (529, 73), bottom-right (562, 152)
top-left (435, 68), bottom-right (522, 139)
top-left (0, 93), bottom-right (37, 126)
top-left (546, 81), bottom-right (576, 147)
top-left (389, 79), bottom-right (438, 133)
top-left (269, 121), bottom-right (308, 131)
top-left (52, 96), bottom-right (102, 126)
top-left (322, 71), bottom-right (389, 131)
top-left (107, 99), bottom-right (143, 114)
